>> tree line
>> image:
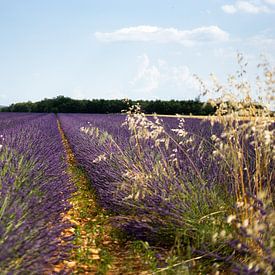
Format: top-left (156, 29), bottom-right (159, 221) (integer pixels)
top-left (1, 96), bottom-right (216, 115)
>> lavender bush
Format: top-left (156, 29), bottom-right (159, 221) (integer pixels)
top-left (58, 113), bottom-right (231, 265)
top-left (0, 114), bottom-right (75, 273)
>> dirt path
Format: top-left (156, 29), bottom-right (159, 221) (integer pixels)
top-left (55, 119), bottom-right (152, 274)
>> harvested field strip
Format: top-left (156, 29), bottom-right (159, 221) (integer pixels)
top-left (57, 119), bottom-right (152, 274)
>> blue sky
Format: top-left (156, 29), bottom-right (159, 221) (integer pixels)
top-left (0, 0), bottom-right (274, 105)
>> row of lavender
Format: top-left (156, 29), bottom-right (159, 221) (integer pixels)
top-left (59, 113), bottom-right (274, 273)
top-left (0, 112), bottom-right (45, 131)
top-left (0, 113), bottom-right (75, 273)
top-left (59, 114), bottom-right (230, 242)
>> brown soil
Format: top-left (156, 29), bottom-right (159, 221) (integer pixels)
top-left (55, 119), bottom-right (152, 274)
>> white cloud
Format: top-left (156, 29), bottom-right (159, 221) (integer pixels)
top-left (130, 54), bottom-right (161, 94)
top-left (222, 5), bottom-right (237, 13)
top-left (222, 1), bottom-right (273, 14)
top-left (95, 25), bottom-right (229, 46)
top-left (263, 0), bottom-right (275, 4)
top-left (129, 54), bottom-right (199, 99)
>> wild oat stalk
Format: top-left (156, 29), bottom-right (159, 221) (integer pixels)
top-left (197, 53), bottom-right (274, 273)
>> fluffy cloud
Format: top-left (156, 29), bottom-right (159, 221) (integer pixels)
top-left (222, 5), bottom-right (238, 13)
top-left (222, 1), bottom-right (274, 14)
top-left (95, 25), bottom-right (229, 46)
top-left (130, 54), bottom-right (161, 94)
top-left (129, 54), bottom-right (198, 99)
top-left (263, 0), bottom-right (275, 4)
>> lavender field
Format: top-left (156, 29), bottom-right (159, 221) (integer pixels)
top-left (0, 113), bottom-right (75, 273)
top-left (0, 108), bottom-right (274, 274)
top-left (1, 0), bottom-right (274, 273)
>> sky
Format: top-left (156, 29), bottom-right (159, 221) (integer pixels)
top-left (0, 0), bottom-right (274, 105)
